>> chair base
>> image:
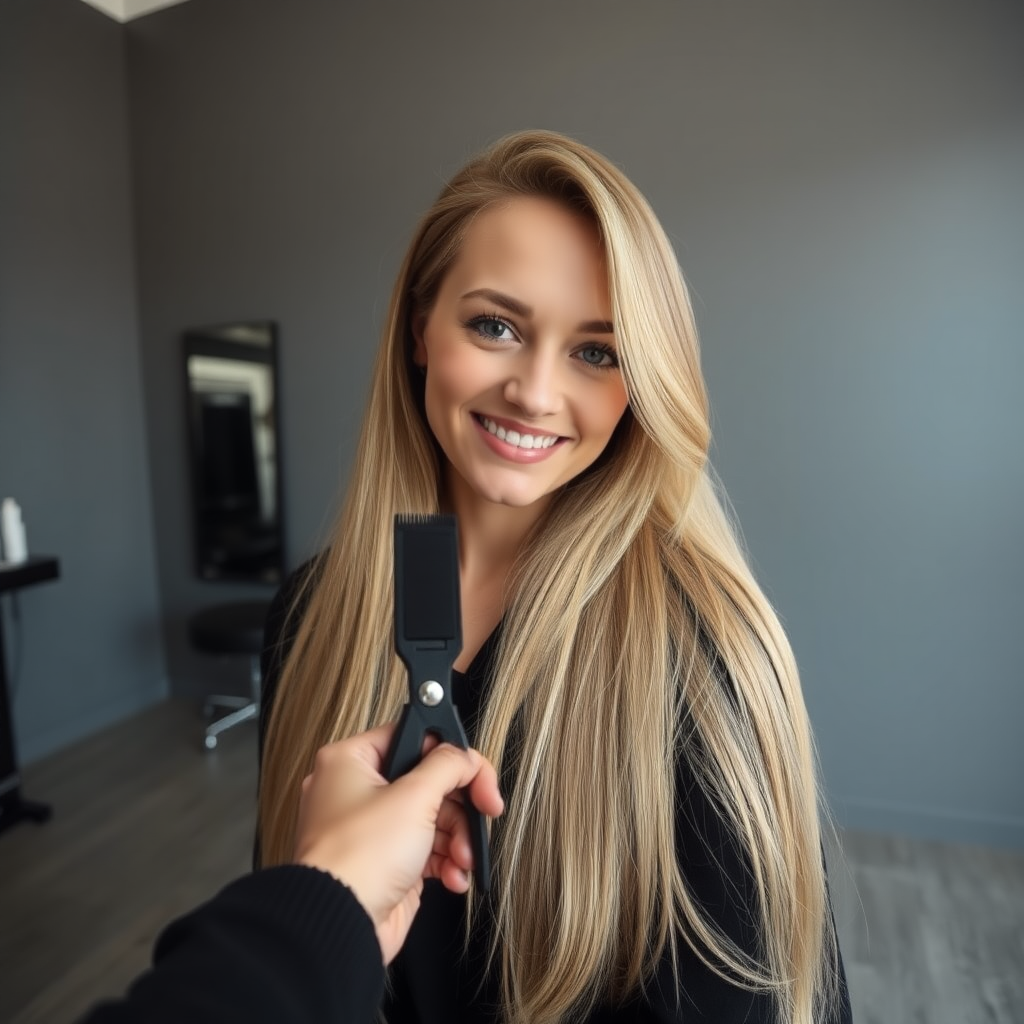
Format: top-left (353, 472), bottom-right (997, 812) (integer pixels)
top-left (204, 700), bottom-right (258, 750)
top-left (202, 653), bottom-right (261, 752)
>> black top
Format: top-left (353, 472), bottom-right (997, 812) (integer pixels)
top-left (260, 565), bottom-right (852, 1024)
top-left (77, 866), bottom-right (385, 1024)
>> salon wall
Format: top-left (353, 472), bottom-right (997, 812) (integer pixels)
top-left (125, 0), bottom-right (1024, 846)
top-left (0, 0), bottom-right (167, 763)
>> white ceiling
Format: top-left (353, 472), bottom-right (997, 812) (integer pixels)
top-left (78, 0), bottom-right (191, 22)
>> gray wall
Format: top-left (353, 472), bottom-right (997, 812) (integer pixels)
top-left (0, 0), bottom-right (167, 763)
top-left (7, 0), bottom-right (1020, 847)
top-left (126, 0), bottom-right (1024, 847)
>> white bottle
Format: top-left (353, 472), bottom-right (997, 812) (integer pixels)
top-left (1, 498), bottom-right (28, 564)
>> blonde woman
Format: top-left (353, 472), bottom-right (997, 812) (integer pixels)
top-left (257, 130), bottom-right (851, 1024)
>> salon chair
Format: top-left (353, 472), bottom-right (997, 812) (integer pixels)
top-left (188, 599), bottom-right (271, 751)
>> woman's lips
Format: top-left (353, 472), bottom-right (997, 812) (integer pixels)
top-left (473, 413), bottom-right (566, 463)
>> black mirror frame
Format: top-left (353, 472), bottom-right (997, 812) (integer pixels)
top-left (182, 320), bottom-right (285, 586)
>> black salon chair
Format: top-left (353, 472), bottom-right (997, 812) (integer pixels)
top-left (188, 599), bottom-right (271, 751)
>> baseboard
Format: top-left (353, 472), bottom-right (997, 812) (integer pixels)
top-left (19, 680), bottom-right (169, 766)
top-left (833, 794), bottom-right (1024, 850)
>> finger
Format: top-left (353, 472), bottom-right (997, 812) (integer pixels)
top-left (307, 724), bottom-right (398, 785)
top-left (428, 805), bottom-right (477, 872)
top-left (342, 721), bottom-right (399, 772)
top-left (463, 752), bottom-right (505, 818)
top-left (435, 799), bottom-right (474, 865)
top-left (438, 857), bottom-right (471, 894)
top-left (401, 743), bottom-right (486, 805)
top-left (424, 846), bottom-right (471, 893)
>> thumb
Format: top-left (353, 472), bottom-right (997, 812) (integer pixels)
top-left (401, 744), bottom-right (504, 818)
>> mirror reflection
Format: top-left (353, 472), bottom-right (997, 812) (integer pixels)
top-left (183, 321), bottom-right (284, 584)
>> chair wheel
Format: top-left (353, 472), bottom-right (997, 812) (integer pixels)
top-left (204, 734), bottom-right (218, 751)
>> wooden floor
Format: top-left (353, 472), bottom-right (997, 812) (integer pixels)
top-left (1, 699), bottom-right (1022, 1023)
top-left (827, 829), bottom-right (1024, 1024)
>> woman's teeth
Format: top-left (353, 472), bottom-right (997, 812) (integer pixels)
top-left (478, 415), bottom-right (558, 450)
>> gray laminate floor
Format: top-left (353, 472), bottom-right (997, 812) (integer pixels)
top-left (0, 699), bottom-right (1021, 1023)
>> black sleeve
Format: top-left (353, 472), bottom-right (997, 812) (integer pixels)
top-left (76, 866), bottom-right (386, 1024)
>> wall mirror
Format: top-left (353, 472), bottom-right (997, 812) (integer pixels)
top-left (183, 321), bottom-right (284, 585)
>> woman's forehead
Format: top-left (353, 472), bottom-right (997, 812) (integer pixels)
top-left (441, 197), bottom-right (610, 316)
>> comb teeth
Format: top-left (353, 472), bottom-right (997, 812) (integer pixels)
top-left (395, 514), bottom-right (460, 644)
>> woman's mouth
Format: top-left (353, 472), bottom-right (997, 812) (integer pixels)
top-left (475, 414), bottom-right (562, 450)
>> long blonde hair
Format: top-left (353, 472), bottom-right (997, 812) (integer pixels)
top-left (258, 130), bottom-right (840, 1023)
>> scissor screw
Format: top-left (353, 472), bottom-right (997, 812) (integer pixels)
top-left (418, 680), bottom-right (444, 706)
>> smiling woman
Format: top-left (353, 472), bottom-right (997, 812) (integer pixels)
top-left (256, 130), bottom-right (852, 1024)
top-left (412, 197), bottom-right (629, 515)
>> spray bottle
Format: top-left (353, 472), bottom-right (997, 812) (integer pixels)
top-left (1, 498), bottom-right (28, 564)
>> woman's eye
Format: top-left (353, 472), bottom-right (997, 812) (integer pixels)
top-left (577, 344), bottom-right (618, 369)
top-left (470, 316), bottom-right (515, 342)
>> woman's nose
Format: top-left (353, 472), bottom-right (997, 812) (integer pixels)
top-left (502, 350), bottom-right (564, 418)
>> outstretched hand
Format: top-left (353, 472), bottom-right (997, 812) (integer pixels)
top-left (291, 723), bottom-right (504, 964)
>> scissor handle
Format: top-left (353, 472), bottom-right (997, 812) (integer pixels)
top-left (384, 701), bottom-right (491, 891)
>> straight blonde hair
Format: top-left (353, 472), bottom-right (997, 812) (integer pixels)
top-left (258, 130), bottom-right (841, 1024)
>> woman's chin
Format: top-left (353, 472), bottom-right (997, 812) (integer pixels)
top-left (482, 489), bottom-right (549, 511)
top-left (464, 477), bottom-right (555, 512)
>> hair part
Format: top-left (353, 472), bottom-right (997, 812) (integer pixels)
top-left (258, 130), bottom-right (841, 1023)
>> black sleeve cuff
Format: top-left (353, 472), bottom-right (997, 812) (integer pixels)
top-left (80, 865), bottom-right (385, 1024)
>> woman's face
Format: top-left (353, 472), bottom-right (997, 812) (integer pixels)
top-left (413, 196), bottom-right (630, 515)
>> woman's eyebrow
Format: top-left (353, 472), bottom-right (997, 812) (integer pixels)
top-left (461, 288), bottom-right (531, 317)
top-left (460, 288), bottom-right (615, 335)
top-left (577, 317), bottom-right (615, 335)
